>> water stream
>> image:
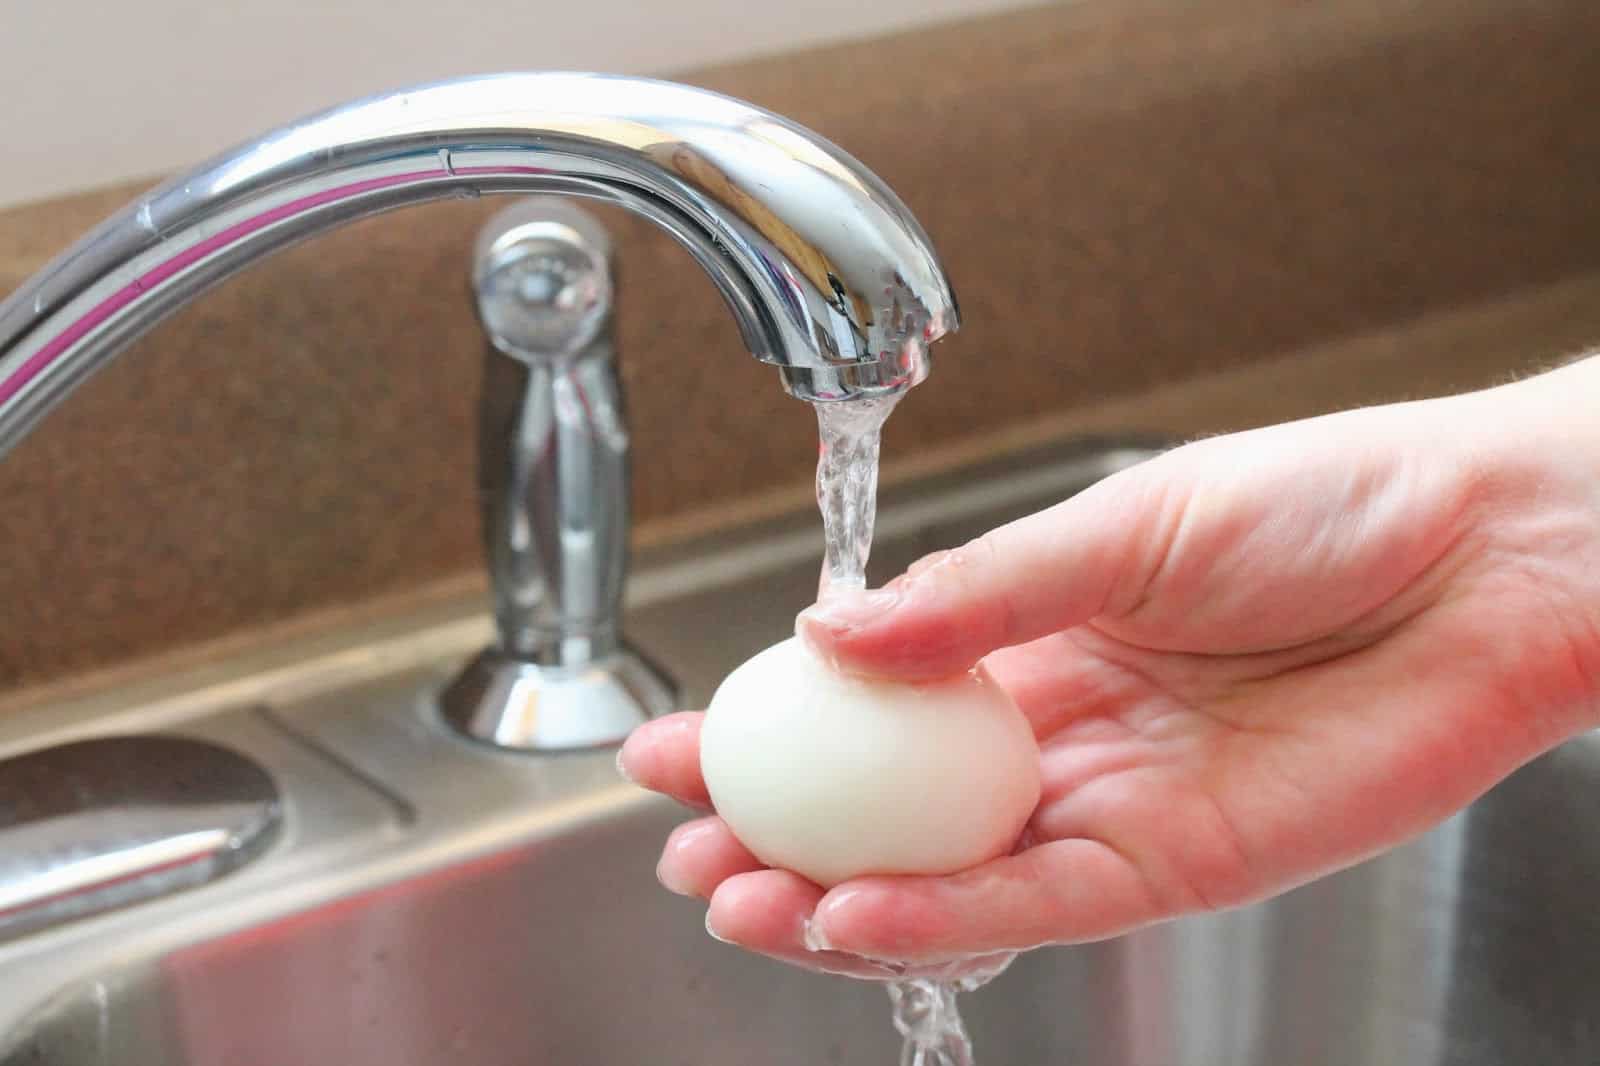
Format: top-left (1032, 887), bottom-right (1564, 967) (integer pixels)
top-left (813, 396), bottom-right (987, 1066)
top-left (813, 395), bottom-right (898, 596)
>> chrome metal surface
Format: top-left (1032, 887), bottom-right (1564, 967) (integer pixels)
top-left (470, 198), bottom-right (631, 665)
top-left (473, 197), bottom-right (614, 362)
top-left (442, 198), bottom-right (677, 750)
top-left (3, 438), bottom-right (1597, 1064)
top-left (0, 736), bottom-right (280, 943)
top-left (442, 646), bottom-right (675, 751)
top-left (0, 73), bottom-right (957, 460)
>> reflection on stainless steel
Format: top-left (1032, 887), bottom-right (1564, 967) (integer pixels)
top-left (0, 72), bottom-right (959, 464)
top-left (0, 737), bottom-right (280, 942)
top-left (2, 439), bottom-right (1596, 1064)
top-left (443, 643), bottom-right (676, 751)
top-left (441, 199), bottom-right (675, 750)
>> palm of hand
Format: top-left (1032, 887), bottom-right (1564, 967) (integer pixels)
top-left (895, 435), bottom-right (1598, 959)
top-left (623, 413), bottom-right (1600, 978)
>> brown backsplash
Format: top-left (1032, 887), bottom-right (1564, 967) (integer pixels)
top-left (2, 0), bottom-right (1598, 693)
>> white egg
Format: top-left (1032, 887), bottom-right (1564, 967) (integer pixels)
top-left (699, 636), bottom-right (1040, 888)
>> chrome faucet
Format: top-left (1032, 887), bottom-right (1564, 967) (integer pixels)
top-left (442, 198), bottom-right (678, 749)
top-left (0, 73), bottom-right (960, 747)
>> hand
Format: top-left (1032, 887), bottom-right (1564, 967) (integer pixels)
top-left (620, 357), bottom-right (1600, 977)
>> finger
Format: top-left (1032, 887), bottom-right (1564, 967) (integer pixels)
top-left (618, 712), bottom-right (709, 808)
top-left (798, 461), bottom-right (1174, 680)
top-left (703, 869), bottom-right (1013, 981)
top-left (807, 838), bottom-right (1169, 962)
top-left (656, 816), bottom-right (765, 899)
top-left (703, 869), bottom-right (900, 979)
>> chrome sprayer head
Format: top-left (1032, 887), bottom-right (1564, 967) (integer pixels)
top-left (473, 198), bottom-right (614, 363)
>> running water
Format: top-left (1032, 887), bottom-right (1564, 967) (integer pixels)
top-left (813, 395), bottom-right (993, 1066)
top-left (814, 395), bottom-right (899, 595)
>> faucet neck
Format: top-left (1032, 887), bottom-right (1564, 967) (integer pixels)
top-left (0, 73), bottom-right (957, 458)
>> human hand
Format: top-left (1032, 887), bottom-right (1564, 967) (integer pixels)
top-left (620, 357), bottom-right (1600, 977)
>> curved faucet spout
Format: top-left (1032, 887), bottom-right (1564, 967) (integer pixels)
top-left (0, 72), bottom-right (959, 457)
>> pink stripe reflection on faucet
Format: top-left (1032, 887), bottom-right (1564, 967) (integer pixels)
top-left (0, 163), bottom-right (551, 408)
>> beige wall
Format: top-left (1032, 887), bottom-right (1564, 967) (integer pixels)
top-left (0, 0), bottom-right (1034, 209)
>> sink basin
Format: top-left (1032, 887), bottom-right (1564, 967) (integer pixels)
top-left (2, 437), bottom-right (1596, 1065)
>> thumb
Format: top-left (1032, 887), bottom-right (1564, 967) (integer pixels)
top-left (797, 460), bottom-right (1177, 681)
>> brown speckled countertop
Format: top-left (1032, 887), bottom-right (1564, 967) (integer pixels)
top-left (2, 0), bottom-right (1598, 694)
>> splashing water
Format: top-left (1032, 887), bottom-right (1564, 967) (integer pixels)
top-left (888, 977), bottom-right (981, 1066)
top-left (813, 395), bottom-right (991, 1065)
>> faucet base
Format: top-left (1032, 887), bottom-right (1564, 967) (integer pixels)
top-left (439, 645), bottom-right (676, 752)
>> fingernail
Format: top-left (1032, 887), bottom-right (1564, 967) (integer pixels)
top-left (801, 916), bottom-right (831, 952)
top-left (798, 588), bottom-right (901, 634)
top-left (656, 854), bottom-right (693, 896)
top-left (705, 910), bottom-right (731, 944)
top-left (614, 748), bottom-right (635, 784)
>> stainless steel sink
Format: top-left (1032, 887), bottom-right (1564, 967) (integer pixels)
top-left (2, 438), bottom-right (1596, 1065)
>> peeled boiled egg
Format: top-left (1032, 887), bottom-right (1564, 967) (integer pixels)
top-left (699, 636), bottom-right (1040, 888)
